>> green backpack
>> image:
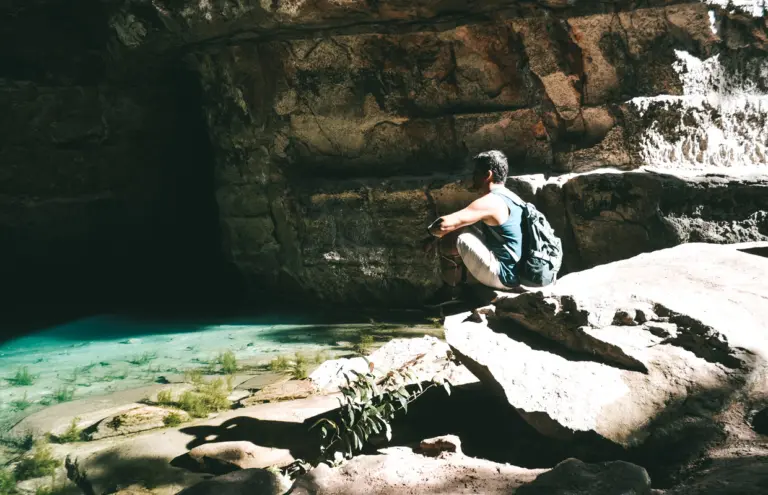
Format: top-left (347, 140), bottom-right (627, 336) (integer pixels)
top-left (489, 189), bottom-right (563, 288)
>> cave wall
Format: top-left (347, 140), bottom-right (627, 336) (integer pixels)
top-left (184, 1), bottom-right (766, 304)
top-left (0, 0), bottom-right (227, 321)
top-left (1, 0), bottom-right (767, 314)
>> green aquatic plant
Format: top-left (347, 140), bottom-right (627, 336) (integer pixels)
top-left (176, 377), bottom-right (232, 418)
top-left (163, 412), bottom-right (184, 427)
top-left (353, 334), bottom-right (375, 356)
top-left (59, 369), bottom-right (79, 384)
top-left (7, 367), bottom-right (36, 386)
top-left (291, 353), bottom-right (308, 380)
top-left (128, 352), bottom-right (156, 366)
top-left (216, 351), bottom-right (238, 374)
top-left (52, 386), bottom-right (75, 403)
top-left (14, 440), bottom-right (59, 481)
top-left (0, 469), bottom-right (15, 495)
top-left (93, 371), bottom-right (126, 383)
top-left (268, 356), bottom-right (290, 372)
top-left (156, 389), bottom-right (173, 406)
top-left (184, 368), bottom-right (204, 385)
top-left (77, 363), bottom-right (97, 374)
top-left (11, 392), bottom-right (33, 412)
top-left (55, 419), bottom-right (83, 444)
top-left (313, 351), bottom-right (330, 365)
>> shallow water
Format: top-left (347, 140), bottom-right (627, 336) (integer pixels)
top-left (0, 314), bottom-right (441, 433)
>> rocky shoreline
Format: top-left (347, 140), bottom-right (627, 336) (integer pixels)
top-left (2, 243), bottom-right (767, 495)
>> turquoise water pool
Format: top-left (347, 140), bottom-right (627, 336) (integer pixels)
top-left (0, 314), bottom-right (440, 434)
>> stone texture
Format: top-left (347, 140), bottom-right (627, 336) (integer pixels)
top-left (531, 171), bottom-right (768, 274)
top-left (289, 446), bottom-right (543, 495)
top-left (176, 469), bottom-right (289, 495)
top-left (187, 441), bottom-right (292, 474)
top-left (86, 406), bottom-right (190, 440)
top-left (240, 380), bottom-right (317, 405)
top-left (418, 435), bottom-right (463, 457)
top-left (516, 458), bottom-right (652, 495)
top-left (445, 244), bottom-right (768, 450)
top-left (3, 0), bottom-right (768, 315)
top-left (309, 336), bottom-right (477, 393)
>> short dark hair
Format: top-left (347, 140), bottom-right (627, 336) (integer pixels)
top-left (472, 150), bottom-right (508, 184)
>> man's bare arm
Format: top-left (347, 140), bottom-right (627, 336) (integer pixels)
top-left (428, 197), bottom-right (496, 238)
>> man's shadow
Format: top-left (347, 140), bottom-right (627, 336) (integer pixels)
top-left (169, 408), bottom-right (343, 473)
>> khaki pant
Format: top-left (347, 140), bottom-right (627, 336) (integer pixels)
top-left (438, 225), bottom-right (508, 290)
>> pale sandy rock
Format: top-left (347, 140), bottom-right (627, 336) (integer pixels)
top-left (241, 380), bottom-right (317, 405)
top-left (187, 441), bottom-right (293, 473)
top-left (309, 336), bottom-right (478, 394)
top-left (86, 405), bottom-right (190, 440)
top-left (290, 446), bottom-right (544, 495)
top-left (446, 244), bottom-right (768, 448)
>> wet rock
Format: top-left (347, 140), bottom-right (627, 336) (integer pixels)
top-left (86, 406), bottom-right (190, 440)
top-left (516, 458), bottom-right (652, 495)
top-left (187, 441), bottom-right (293, 474)
top-left (445, 244), bottom-right (768, 452)
top-left (289, 446), bottom-right (543, 495)
top-left (176, 469), bottom-right (289, 495)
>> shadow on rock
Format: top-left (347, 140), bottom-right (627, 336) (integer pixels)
top-left (173, 418), bottom-right (322, 470)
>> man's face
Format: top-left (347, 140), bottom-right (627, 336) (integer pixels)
top-left (469, 167), bottom-right (489, 192)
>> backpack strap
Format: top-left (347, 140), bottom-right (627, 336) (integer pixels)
top-left (493, 188), bottom-right (527, 209)
top-left (485, 223), bottom-right (520, 263)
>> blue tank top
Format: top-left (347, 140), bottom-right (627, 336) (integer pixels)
top-left (481, 188), bottom-right (524, 287)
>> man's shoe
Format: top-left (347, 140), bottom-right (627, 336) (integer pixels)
top-left (423, 285), bottom-right (464, 308)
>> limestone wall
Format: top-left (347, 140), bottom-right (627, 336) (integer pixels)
top-left (188, 2), bottom-right (767, 304)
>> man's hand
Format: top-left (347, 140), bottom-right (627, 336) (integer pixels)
top-left (427, 217), bottom-right (444, 238)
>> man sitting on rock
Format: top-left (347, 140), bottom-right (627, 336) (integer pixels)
top-left (423, 150), bottom-right (524, 307)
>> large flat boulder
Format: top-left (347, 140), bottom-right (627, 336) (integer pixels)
top-left (445, 244), bottom-right (768, 450)
top-left (289, 445), bottom-right (544, 495)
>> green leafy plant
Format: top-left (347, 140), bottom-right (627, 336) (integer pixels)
top-left (216, 351), bottom-right (238, 374)
top-left (310, 363), bottom-right (451, 465)
top-left (55, 419), bottom-right (83, 443)
top-left (268, 356), bottom-right (290, 372)
top-left (0, 468), bottom-right (15, 495)
top-left (290, 353), bottom-right (308, 380)
top-left (14, 440), bottom-right (59, 481)
top-left (128, 352), bottom-right (157, 366)
top-left (11, 392), bottom-right (32, 412)
top-left (353, 334), bottom-right (375, 356)
top-left (7, 367), bottom-right (36, 386)
top-left (163, 412), bottom-right (184, 427)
